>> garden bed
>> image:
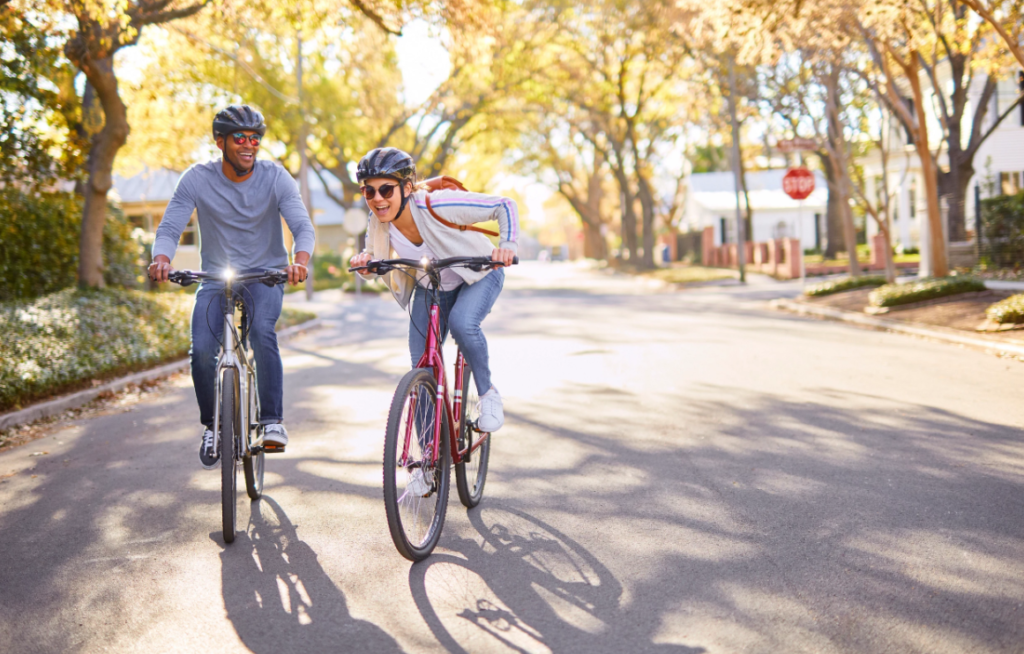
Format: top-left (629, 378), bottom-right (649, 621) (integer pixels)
top-left (1, 289), bottom-right (315, 413)
top-left (799, 287), bottom-right (1024, 341)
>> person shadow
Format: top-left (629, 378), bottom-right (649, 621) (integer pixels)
top-left (216, 497), bottom-right (405, 653)
top-left (409, 503), bottom-right (706, 654)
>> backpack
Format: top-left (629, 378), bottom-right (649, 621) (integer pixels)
top-left (421, 176), bottom-right (500, 237)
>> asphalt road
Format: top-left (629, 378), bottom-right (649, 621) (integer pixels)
top-left (2, 263), bottom-right (1023, 654)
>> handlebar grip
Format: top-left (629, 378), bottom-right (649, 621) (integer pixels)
top-left (512, 256), bottom-right (519, 265)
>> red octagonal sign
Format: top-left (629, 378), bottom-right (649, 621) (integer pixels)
top-left (783, 167), bottom-right (815, 200)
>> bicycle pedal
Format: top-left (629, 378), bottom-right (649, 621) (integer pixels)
top-left (263, 444), bottom-right (286, 454)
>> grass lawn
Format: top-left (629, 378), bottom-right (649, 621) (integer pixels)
top-left (640, 265), bottom-right (739, 284)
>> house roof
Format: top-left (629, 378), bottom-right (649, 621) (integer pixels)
top-left (688, 169), bottom-right (828, 211)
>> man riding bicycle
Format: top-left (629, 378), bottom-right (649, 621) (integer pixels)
top-left (148, 105), bottom-right (315, 468)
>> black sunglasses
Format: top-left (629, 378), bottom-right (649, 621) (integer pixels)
top-left (361, 183), bottom-right (400, 200)
top-left (231, 132), bottom-right (262, 146)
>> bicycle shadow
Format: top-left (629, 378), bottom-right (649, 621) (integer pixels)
top-left (409, 503), bottom-right (705, 654)
top-left (217, 496), bottom-right (405, 653)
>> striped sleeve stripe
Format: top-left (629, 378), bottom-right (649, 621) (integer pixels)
top-left (416, 199), bottom-right (519, 242)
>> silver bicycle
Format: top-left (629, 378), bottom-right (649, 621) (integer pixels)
top-left (169, 268), bottom-right (287, 543)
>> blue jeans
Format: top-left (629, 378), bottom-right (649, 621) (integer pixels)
top-left (409, 267), bottom-right (504, 396)
top-left (191, 280), bottom-right (284, 428)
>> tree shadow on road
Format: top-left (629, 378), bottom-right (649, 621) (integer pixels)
top-left (409, 503), bottom-right (705, 654)
top-left (218, 496), bottom-right (405, 653)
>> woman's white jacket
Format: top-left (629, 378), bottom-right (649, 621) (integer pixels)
top-left (360, 188), bottom-right (519, 309)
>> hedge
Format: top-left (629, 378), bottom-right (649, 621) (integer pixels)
top-left (868, 276), bottom-right (987, 308)
top-left (0, 188), bottom-right (142, 302)
top-left (985, 294), bottom-right (1024, 325)
top-left (979, 191), bottom-right (1024, 269)
top-left (1, 289), bottom-right (316, 413)
top-left (804, 275), bottom-right (887, 297)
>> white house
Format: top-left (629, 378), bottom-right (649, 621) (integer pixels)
top-left (681, 169), bottom-right (829, 250)
top-left (857, 64), bottom-right (1024, 268)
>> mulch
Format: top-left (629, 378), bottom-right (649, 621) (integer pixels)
top-left (800, 288), bottom-right (1024, 344)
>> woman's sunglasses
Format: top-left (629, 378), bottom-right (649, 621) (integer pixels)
top-left (231, 132), bottom-right (262, 146)
top-left (361, 183), bottom-right (399, 200)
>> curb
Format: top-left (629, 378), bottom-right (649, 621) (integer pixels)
top-left (770, 299), bottom-right (1024, 358)
top-left (0, 318), bottom-right (324, 433)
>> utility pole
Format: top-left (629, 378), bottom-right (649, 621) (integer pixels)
top-left (297, 33), bottom-right (315, 300)
top-left (728, 56), bottom-right (746, 283)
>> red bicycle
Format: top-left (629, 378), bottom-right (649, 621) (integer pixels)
top-left (350, 255), bottom-right (515, 561)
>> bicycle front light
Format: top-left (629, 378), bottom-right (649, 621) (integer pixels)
top-left (223, 268), bottom-right (235, 281)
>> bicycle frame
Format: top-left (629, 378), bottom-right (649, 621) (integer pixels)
top-left (405, 296), bottom-right (485, 469)
top-left (210, 281), bottom-right (262, 461)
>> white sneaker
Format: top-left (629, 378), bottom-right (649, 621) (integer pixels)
top-left (477, 387), bottom-right (504, 433)
top-left (263, 423), bottom-right (288, 450)
top-left (407, 468), bottom-right (432, 496)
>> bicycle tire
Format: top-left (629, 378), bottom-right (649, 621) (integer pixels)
top-left (221, 369), bottom-right (238, 544)
top-left (243, 376), bottom-right (264, 501)
top-left (455, 364), bottom-right (490, 509)
top-left (383, 367), bottom-right (450, 562)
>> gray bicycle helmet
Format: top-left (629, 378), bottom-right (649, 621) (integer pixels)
top-left (356, 148), bottom-right (416, 183)
top-left (356, 148), bottom-right (417, 217)
top-left (212, 104), bottom-right (267, 139)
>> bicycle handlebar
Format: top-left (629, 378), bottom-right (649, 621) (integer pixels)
top-left (167, 269), bottom-right (289, 288)
top-left (348, 255), bottom-right (518, 275)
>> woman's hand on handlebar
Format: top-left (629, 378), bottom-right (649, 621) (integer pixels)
top-left (349, 251), bottom-right (373, 272)
top-left (148, 255), bottom-right (173, 283)
top-left (491, 248), bottom-right (515, 267)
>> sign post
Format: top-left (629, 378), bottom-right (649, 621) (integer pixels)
top-left (783, 168), bottom-right (815, 287)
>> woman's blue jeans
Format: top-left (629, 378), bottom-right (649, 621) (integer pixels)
top-left (408, 267), bottom-right (504, 396)
top-left (190, 281), bottom-right (285, 428)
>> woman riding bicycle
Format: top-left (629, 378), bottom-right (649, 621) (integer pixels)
top-left (349, 147), bottom-right (518, 432)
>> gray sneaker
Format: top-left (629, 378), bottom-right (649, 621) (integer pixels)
top-left (199, 428), bottom-right (219, 469)
top-left (263, 423), bottom-right (288, 451)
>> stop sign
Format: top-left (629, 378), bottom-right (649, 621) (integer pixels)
top-left (783, 168), bottom-right (815, 200)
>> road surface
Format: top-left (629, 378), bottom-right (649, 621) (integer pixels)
top-left (2, 263), bottom-right (1023, 653)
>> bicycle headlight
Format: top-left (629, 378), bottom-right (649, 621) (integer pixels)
top-left (223, 268), bottom-right (235, 281)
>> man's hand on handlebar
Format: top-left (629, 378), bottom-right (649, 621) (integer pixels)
top-left (285, 251), bottom-right (310, 286)
top-left (491, 248), bottom-right (515, 267)
top-left (148, 255), bottom-right (173, 283)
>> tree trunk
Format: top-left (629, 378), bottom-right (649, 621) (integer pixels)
top-left (819, 152), bottom-right (845, 258)
top-left (904, 65), bottom-right (948, 277)
top-left (824, 64), bottom-right (861, 276)
top-left (636, 173), bottom-right (656, 269)
top-left (76, 55), bottom-right (130, 289)
top-left (583, 164), bottom-right (607, 260)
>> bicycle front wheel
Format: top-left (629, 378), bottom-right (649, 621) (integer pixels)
top-left (455, 363), bottom-right (490, 509)
top-left (220, 369), bottom-right (239, 544)
top-left (383, 368), bottom-right (450, 562)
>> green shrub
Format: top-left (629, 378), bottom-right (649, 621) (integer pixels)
top-left (986, 293), bottom-right (1024, 324)
top-left (805, 275), bottom-right (887, 297)
top-left (868, 276), bottom-right (986, 308)
top-left (0, 288), bottom-right (192, 411)
top-left (980, 191), bottom-right (1024, 268)
top-left (0, 188), bottom-right (144, 301)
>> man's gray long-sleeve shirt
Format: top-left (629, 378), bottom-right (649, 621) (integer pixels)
top-left (153, 160), bottom-right (315, 272)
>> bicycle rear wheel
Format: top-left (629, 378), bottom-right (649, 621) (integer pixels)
top-left (221, 369), bottom-right (239, 544)
top-left (455, 363), bottom-right (490, 509)
top-left (383, 368), bottom-right (450, 562)
top-left (244, 371), bottom-right (264, 501)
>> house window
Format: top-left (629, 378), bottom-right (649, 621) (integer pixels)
top-left (909, 177), bottom-right (916, 220)
top-left (1019, 71), bottom-right (1024, 126)
top-left (719, 217), bottom-right (727, 244)
top-left (1001, 171), bottom-right (1021, 195)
